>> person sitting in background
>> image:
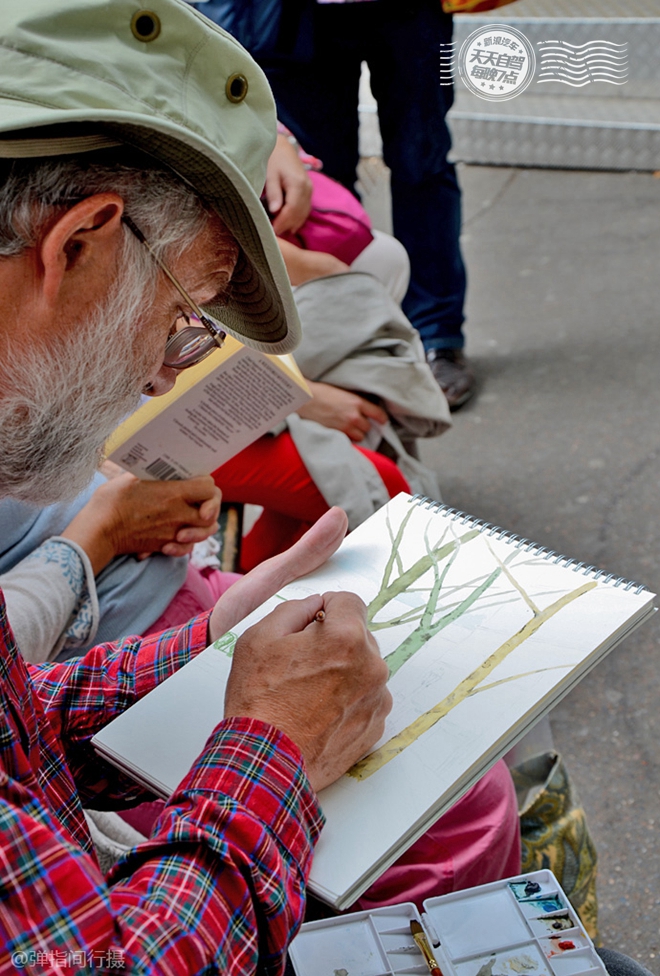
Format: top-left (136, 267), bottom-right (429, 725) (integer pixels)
top-left (268, 126), bottom-right (411, 304)
top-left (214, 266), bottom-right (450, 571)
top-left (214, 131), bottom-right (447, 569)
top-left (0, 468), bottom-right (237, 662)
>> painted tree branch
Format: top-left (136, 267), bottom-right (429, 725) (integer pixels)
top-left (349, 579), bottom-right (597, 780)
top-left (385, 567), bottom-right (502, 678)
top-left (367, 527), bottom-right (481, 623)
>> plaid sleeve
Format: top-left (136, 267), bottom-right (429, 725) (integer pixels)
top-left (1, 718), bottom-right (324, 976)
top-left (29, 613), bottom-right (212, 805)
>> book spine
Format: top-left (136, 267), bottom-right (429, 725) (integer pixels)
top-left (410, 495), bottom-right (649, 596)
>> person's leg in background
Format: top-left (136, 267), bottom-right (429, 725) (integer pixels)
top-left (262, 4), bottom-right (363, 193)
top-left (365, 0), bottom-right (474, 409)
top-left (596, 950), bottom-right (656, 976)
top-left (265, 1), bottom-right (474, 409)
top-left (354, 759), bottom-right (520, 912)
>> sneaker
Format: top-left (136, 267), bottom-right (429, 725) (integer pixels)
top-left (426, 348), bottom-right (476, 410)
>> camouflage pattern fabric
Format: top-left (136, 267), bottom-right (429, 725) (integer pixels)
top-left (510, 752), bottom-right (600, 943)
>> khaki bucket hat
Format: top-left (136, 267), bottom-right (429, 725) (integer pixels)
top-left (0, 0), bottom-right (301, 354)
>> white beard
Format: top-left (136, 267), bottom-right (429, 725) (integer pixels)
top-left (0, 259), bottom-right (161, 505)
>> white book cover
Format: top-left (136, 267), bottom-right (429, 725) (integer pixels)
top-left (92, 493), bottom-right (655, 909)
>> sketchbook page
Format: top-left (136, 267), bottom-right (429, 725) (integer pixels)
top-left (266, 493), bottom-right (654, 907)
top-left (94, 492), bottom-right (654, 906)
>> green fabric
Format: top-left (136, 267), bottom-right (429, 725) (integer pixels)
top-left (511, 751), bottom-right (600, 943)
top-left (0, 0), bottom-right (301, 354)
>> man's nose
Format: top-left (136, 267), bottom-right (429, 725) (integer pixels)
top-left (143, 364), bottom-right (177, 397)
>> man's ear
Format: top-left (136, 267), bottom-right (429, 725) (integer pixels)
top-left (39, 193), bottom-right (126, 306)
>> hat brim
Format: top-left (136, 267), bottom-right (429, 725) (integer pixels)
top-left (0, 109), bottom-right (301, 356)
top-left (105, 120), bottom-right (302, 355)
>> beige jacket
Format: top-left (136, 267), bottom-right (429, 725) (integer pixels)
top-left (288, 272), bottom-right (451, 529)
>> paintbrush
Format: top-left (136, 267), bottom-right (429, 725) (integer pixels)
top-left (410, 919), bottom-right (443, 976)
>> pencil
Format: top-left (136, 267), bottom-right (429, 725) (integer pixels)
top-left (410, 919), bottom-right (443, 976)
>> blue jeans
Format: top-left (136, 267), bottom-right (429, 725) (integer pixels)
top-left (262, 0), bottom-right (467, 351)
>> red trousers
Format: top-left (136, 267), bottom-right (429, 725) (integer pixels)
top-left (212, 431), bottom-right (410, 571)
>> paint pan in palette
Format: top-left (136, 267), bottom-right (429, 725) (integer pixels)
top-left (539, 935), bottom-right (590, 959)
top-left (518, 898), bottom-right (566, 918)
top-left (509, 878), bottom-right (558, 903)
top-left (526, 915), bottom-right (575, 938)
top-left (289, 871), bottom-right (607, 976)
top-left (289, 903), bottom-right (428, 976)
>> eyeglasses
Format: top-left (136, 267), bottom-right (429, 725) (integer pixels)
top-left (122, 214), bottom-right (227, 370)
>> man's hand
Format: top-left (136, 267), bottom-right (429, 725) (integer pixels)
top-left (60, 473), bottom-right (221, 573)
top-left (225, 592), bottom-right (392, 792)
top-left (297, 381), bottom-right (388, 441)
top-left (265, 134), bottom-right (313, 235)
top-left (210, 507), bottom-right (392, 792)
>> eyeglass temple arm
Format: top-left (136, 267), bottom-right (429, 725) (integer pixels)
top-left (121, 215), bottom-right (225, 340)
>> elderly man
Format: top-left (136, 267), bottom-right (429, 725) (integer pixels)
top-left (0, 2), bottom-right (391, 973)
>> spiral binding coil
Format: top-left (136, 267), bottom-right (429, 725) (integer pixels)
top-left (410, 495), bottom-right (648, 595)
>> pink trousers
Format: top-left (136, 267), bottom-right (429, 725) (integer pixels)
top-left (354, 759), bottom-right (520, 911)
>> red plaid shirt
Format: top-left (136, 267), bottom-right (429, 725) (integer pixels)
top-left (0, 593), bottom-right (324, 975)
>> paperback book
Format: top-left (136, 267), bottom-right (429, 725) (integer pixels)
top-left (105, 335), bottom-right (309, 480)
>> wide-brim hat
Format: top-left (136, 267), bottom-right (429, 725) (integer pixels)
top-left (0, 0), bottom-right (301, 355)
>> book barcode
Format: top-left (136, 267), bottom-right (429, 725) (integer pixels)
top-left (144, 458), bottom-right (182, 481)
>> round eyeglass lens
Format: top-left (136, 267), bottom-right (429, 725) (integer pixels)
top-left (163, 327), bottom-right (218, 369)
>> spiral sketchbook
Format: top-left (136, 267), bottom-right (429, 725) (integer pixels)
top-left (92, 493), bottom-right (655, 910)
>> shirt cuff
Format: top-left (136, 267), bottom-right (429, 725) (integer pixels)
top-left (174, 717), bottom-right (324, 869)
top-left (48, 536), bottom-right (100, 650)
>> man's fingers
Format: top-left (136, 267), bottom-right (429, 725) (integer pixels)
top-left (175, 521), bottom-right (219, 545)
top-left (245, 594), bottom-right (325, 643)
top-left (198, 495), bottom-right (222, 523)
top-left (272, 204), bottom-right (297, 235)
top-left (209, 508), bottom-right (348, 640)
top-left (272, 176), bottom-right (312, 234)
top-left (272, 200), bottom-right (309, 235)
top-left (176, 476), bottom-right (220, 505)
top-left (161, 541), bottom-right (195, 557)
top-left (319, 590), bottom-right (378, 648)
top-left (100, 461), bottom-right (132, 481)
top-left (274, 506), bottom-right (348, 577)
top-left (316, 589), bottom-right (367, 622)
top-left (347, 425), bottom-right (366, 442)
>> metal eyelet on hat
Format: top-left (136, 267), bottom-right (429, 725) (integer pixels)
top-left (226, 73), bottom-right (249, 103)
top-left (130, 10), bottom-right (162, 43)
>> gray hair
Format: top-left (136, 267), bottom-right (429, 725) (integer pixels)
top-left (0, 147), bottom-right (233, 503)
top-left (0, 146), bottom-right (211, 262)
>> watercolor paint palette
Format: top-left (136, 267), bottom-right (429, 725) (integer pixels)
top-left (288, 871), bottom-right (607, 976)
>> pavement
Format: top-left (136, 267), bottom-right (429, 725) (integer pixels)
top-left (354, 4), bottom-right (660, 956)
top-left (403, 163), bottom-right (660, 967)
